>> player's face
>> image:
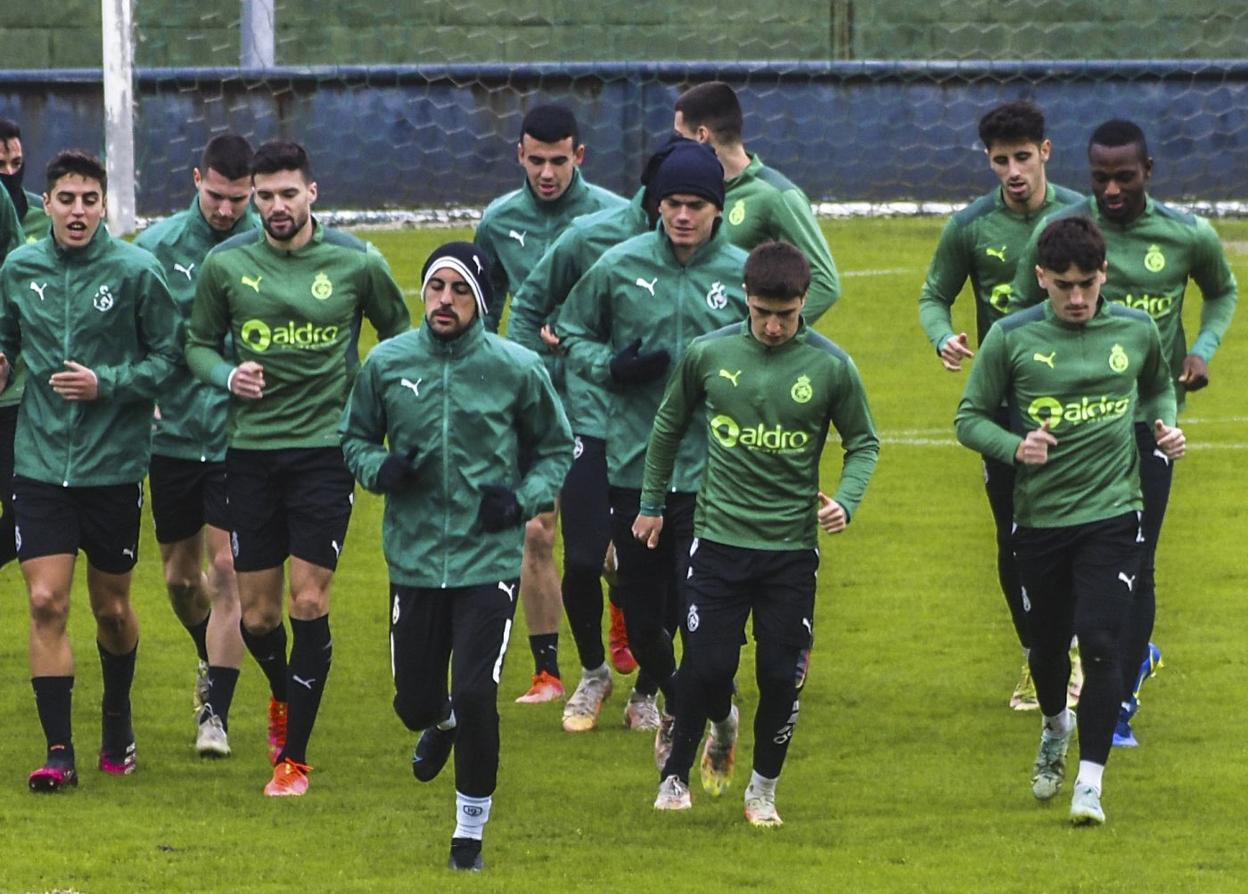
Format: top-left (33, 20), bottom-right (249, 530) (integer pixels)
top-left (194, 166), bottom-right (252, 233)
top-left (1036, 262), bottom-right (1106, 324)
top-left (986, 138), bottom-right (1051, 212)
top-left (747, 293), bottom-right (806, 346)
top-left (659, 194), bottom-right (719, 250)
top-left (517, 135), bottom-right (584, 202)
top-left (44, 173), bottom-right (106, 248)
top-left (0, 137), bottom-right (23, 176)
top-left (423, 267), bottom-right (478, 338)
top-left (253, 168), bottom-right (316, 244)
top-left (1090, 142), bottom-right (1151, 224)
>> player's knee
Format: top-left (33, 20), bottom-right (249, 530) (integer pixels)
top-left (393, 690), bottom-right (446, 732)
top-left (755, 644), bottom-right (804, 697)
top-left (241, 606), bottom-right (283, 635)
top-left (165, 579), bottom-right (199, 608)
top-left (450, 682), bottom-right (498, 724)
top-left (91, 598), bottom-right (131, 635)
top-left (28, 586), bottom-right (69, 628)
top-left (210, 542), bottom-right (236, 581)
top-left (683, 640), bottom-right (737, 685)
top-left (288, 588), bottom-right (330, 618)
top-left (1074, 629), bottom-right (1121, 668)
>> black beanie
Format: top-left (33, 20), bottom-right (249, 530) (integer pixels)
top-left (649, 141), bottom-right (725, 209)
top-left (640, 132), bottom-right (693, 188)
top-left (420, 241), bottom-right (493, 319)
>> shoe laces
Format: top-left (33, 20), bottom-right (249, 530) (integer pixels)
top-left (277, 758), bottom-right (312, 777)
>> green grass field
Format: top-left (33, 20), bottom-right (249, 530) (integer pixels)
top-left (1, 218), bottom-right (1245, 893)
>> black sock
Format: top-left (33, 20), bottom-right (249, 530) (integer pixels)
top-left (530, 633), bottom-right (559, 678)
top-left (240, 620), bottom-right (289, 703)
top-left (281, 615), bottom-right (332, 764)
top-left (185, 613), bottom-right (210, 663)
top-left (32, 676), bottom-right (75, 765)
top-left (203, 666), bottom-right (241, 730)
top-left (97, 641), bottom-right (137, 748)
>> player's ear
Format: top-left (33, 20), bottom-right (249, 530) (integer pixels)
top-left (1034, 265), bottom-right (1046, 287)
top-left (1039, 139), bottom-right (1052, 163)
top-left (572, 143), bottom-right (586, 166)
top-left (306, 181), bottom-right (318, 205)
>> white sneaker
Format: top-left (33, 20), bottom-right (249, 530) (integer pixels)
top-left (654, 711), bottom-right (676, 771)
top-left (193, 659), bottom-right (210, 714)
top-left (623, 690), bottom-right (660, 731)
top-left (562, 667), bottom-right (613, 733)
top-left (196, 711), bottom-right (231, 758)
top-left (1070, 782), bottom-right (1105, 826)
top-left (1032, 712), bottom-right (1074, 801)
top-left (654, 774), bottom-right (691, 811)
top-left (744, 783), bottom-right (783, 828)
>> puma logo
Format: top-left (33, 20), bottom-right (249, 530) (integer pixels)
top-left (330, 539), bottom-right (341, 558)
top-left (400, 377), bottom-right (422, 397)
top-left (1152, 448), bottom-right (1171, 467)
top-left (30, 281), bottom-right (47, 301)
top-left (472, 254), bottom-right (483, 275)
top-left (507, 230), bottom-right (526, 247)
top-left (1118, 571), bottom-right (1136, 591)
top-left (173, 262), bottom-right (195, 281)
top-left (292, 675), bottom-right (316, 690)
top-left (986, 245), bottom-right (1007, 261)
top-left (1033, 351), bottom-right (1056, 368)
top-left (718, 369), bottom-right (741, 387)
top-left (498, 581), bottom-right (517, 601)
top-left (635, 277), bottom-right (658, 296)
top-left (241, 274), bottom-right (262, 293)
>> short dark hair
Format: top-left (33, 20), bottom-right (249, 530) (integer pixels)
top-left (520, 104), bottom-right (579, 146)
top-left (201, 133), bottom-right (254, 181)
top-left (978, 101), bottom-right (1046, 149)
top-left (744, 241), bottom-right (811, 300)
top-left (0, 118), bottom-right (20, 142)
top-left (45, 149), bottom-right (107, 194)
top-left (1088, 119), bottom-right (1149, 162)
top-left (674, 82), bottom-right (743, 145)
top-left (1036, 216), bottom-right (1106, 273)
top-left (251, 140), bottom-right (312, 180)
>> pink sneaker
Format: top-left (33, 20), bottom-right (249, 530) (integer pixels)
top-left (98, 741), bottom-right (137, 775)
top-left (29, 763), bottom-right (79, 793)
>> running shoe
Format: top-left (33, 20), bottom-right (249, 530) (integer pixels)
top-left (515, 670), bottom-right (564, 704)
top-left (744, 783), bottom-right (783, 828)
top-left (196, 711), bottom-right (231, 758)
top-left (608, 603), bottom-right (637, 674)
top-left (654, 774), bottom-right (692, 811)
top-left (1070, 782), bottom-right (1106, 826)
top-left (623, 690), bottom-right (660, 731)
top-left (1009, 663), bottom-right (1039, 711)
top-left (28, 762), bottom-right (78, 793)
top-left (1031, 712), bottom-right (1073, 801)
top-left (699, 705), bottom-right (739, 796)
top-left (562, 667), bottom-right (613, 733)
top-left (654, 711), bottom-right (676, 771)
top-left (448, 837), bottom-right (484, 871)
top-left (99, 740), bottom-right (137, 776)
top-left (411, 724), bottom-right (457, 782)
top-left (263, 758), bottom-right (311, 797)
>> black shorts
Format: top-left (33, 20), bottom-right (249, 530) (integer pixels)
top-left (225, 446), bottom-right (355, 573)
top-left (683, 538), bottom-right (819, 649)
top-left (0, 404), bottom-right (17, 567)
top-left (149, 454), bottom-right (229, 544)
top-left (560, 434), bottom-right (611, 569)
top-left (11, 476), bottom-right (143, 574)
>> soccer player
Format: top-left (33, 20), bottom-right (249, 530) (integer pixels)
top-left (639, 241), bottom-right (879, 825)
top-left (0, 159), bottom-right (23, 580)
top-left (1010, 120), bottom-right (1238, 745)
top-left (186, 140), bottom-right (410, 796)
top-left (958, 215), bottom-right (1184, 825)
top-left (340, 242), bottom-right (572, 871)
top-left (0, 150), bottom-right (182, 791)
top-left (508, 134), bottom-right (686, 732)
top-left (673, 81), bottom-right (840, 322)
top-left (917, 101), bottom-right (1083, 710)
top-left (475, 104), bottom-right (626, 705)
top-left (134, 134), bottom-right (258, 757)
top-left (558, 141), bottom-right (749, 760)
top-left (0, 118), bottom-right (52, 242)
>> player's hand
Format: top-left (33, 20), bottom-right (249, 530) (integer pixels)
top-left (1015, 419), bottom-right (1057, 465)
top-left (1177, 354), bottom-right (1209, 391)
top-left (609, 338), bottom-right (670, 385)
top-left (632, 513), bottom-right (664, 549)
top-left (817, 491), bottom-right (847, 534)
top-left (228, 361), bottom-right (265, 400)
top-left (477, 484), bottom-right (522, 532)
top-left (1153, 419), bottom-right (1186, 460)
top-left (540, 324), bottom-right (565, 355)
top-left (939, 333), bottom-right (975, 372)
top-left (376, 446), bottom-right (422, 494)
top-left (49, 360), bottom-right (99, 401)
top-left (0, 352), bottom-right (9, 393)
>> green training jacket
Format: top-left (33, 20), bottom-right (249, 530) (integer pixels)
top-left (0, 184), bottom-right (24, 409)
top-left (956, 298), bottom-right (1175, 528)
top-left (340, 319), bottom-right (572, 588)
top-left (641, 319), bottom-right (879, 550)
top-left (474, 169), bottom-right (626, 331)
top-left (557, 221), bottom-right (749, 491)
top-left (0, 225), bottom-right (182, 486)
top-left (135, 195), bottom-right (260, 461)
top-left (186, 220), bottom-right (411, 450)
top-left (22, 190), bottom-right (51, 244)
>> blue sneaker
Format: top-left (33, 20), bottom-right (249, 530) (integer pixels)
top-left (1112, 707), bottom-right (1139, 748)
top-left (1114, 643), bottom-right (1163, 748)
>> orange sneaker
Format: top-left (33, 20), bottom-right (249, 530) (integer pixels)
top-left (263, 758), bottom-right (311, 797)
top-left (267, 698), bottom-right (288, 765)
top-left (515, 670), bottom-right (564, 704)
top-left (608, 603), bottom-right (637, 674)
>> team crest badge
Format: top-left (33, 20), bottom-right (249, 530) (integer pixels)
top-left (1144, 244), bottom-right (1165, 273)
top-left (728, 200), bottom-right (746, 226)
top-left (1109, 344), bottom-right (1129, 373)
top-left (791, 374), bottom-right (813, 404)
top-left (706, 281), bottom-right (728, 310)
top-left (93, 284), bottom-right (115, 312)
top-left (573, 435), bottom-right (584, 460)
top-left (686, 602), bottom-right (700, 632)
top-left (311, 272), bottom-right (334, 300)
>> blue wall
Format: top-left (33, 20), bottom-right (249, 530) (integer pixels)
top-left (3, 62), bottom-right (1247, 215)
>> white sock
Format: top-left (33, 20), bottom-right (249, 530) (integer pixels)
top-left (436, 709), bottom-right (457, 732)
top-left (584, 662), bottom-right (610, 679)
top-left (1043, 709), bottom-right (1072, 736)
top-left (1075, 760), bottom-right (1104, 793)
top-left (453, 792), bottom-right (492, 840)
top-left (747, 770), bottom-right (778, 797)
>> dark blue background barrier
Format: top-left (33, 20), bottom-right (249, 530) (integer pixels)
top-left (3, 61), bottom-right (1248, 215)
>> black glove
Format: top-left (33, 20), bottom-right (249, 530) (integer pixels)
top-left (375, 446), bottom-right (421, 494)
top-left (609, 338), bottom-right (671, 385)
top-left (477, 484), bottom-right (523, 532)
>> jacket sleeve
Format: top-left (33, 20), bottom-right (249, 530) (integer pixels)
top-left (362, 245), bottom-right (412, 342)
top-left (473, 221), bottom-right (509, 332)
top-left (918, 216), bottom-right (972, 352)
top-left (0, 187), bottom-right (20, 264)
top-left (0, 261), bottom-right (21, 372)
top-left (509, 232), bottom-right (581, 384)
top-left (185, 254), bottom-right (237, 390)
top-left (1137, 318), bottom-right (1178, 426)
top-left (639, 344), bottom-right (704, 514)
top-left (1187, 217), bottom-right (1238, 363)
top-left (825, 355), bottom-right (880, 521)
top-left (339, 355), bottom-right (392, 493)
top-left (514, 358), bottom-right (573, 519)
top-left (765, 188), bottom-right (839, 322)
top-left (93, 266), bottom-right (183, 400)
top-left (556, 258), bottom-right (616, 386)
top-left (955, 325), bottom-right (1022, 464)
top-left (1006, 227), bottom-right (1047, 313)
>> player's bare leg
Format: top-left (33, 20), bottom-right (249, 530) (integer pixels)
top-left (516, 504), bottom-right (565, 703)
top-left (161, 531), bottom-right (213, 711)
top-left (237, 567), bottom-right (289, 766)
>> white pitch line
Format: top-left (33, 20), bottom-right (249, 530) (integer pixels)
top-left (842, 268), bottom-right (916, 278)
